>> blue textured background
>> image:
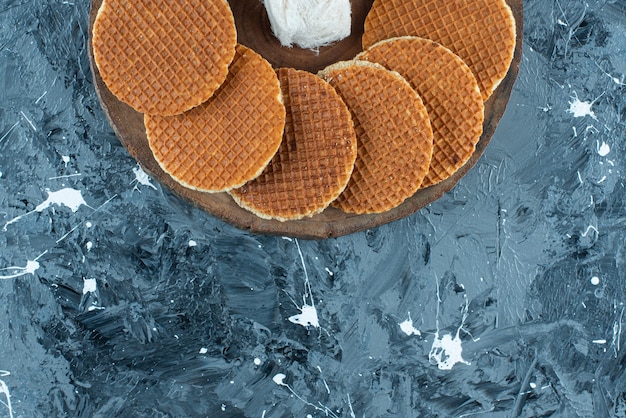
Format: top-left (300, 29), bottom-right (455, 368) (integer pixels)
top-left (1, 1), bottom-right (625, 416)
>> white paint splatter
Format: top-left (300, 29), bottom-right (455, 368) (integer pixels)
top-left (581, 225), bottom-right (599, 237)
top-left (538, 103), bottom-right (552, 112)
top-left (0, 258), bottom-right (42, 280)
top-left (82, 278), bottom-right (97, 295)
top-left (568, 97), bottom-right (597, 119)
top-left (288, 239), bottom-right (321, 329)
top-left (429, 332), bottom-right (470, 371)
top-left (199, 347), bottom-right (208, 354)
top-left (594, 62), bottom-right (626, 86)
top-left (35, 90), bottom-right (47, 104)
top-left (597, 141), bottom-right (611, 157)
top-left (611, 307), bottom-right (624, 358)
top-left (428, 277), bottom-right (471, 370)
top-left (399, 312), bottom-right (421, 336)
top-left (272, 373), bottom-right (286, 386)
top-left (347, 393), bottom-right (356, 418)
top-left (567, 92), bottom-right (600, 120)
top-left (0, 371), bottom-right (13, 418)
top-left (20, 110), bottom-right (36, 131)
top-left (0, 121), bottom-right (19, 145)
top-left (316, 366), bottom-right (331, 394)
top-left (132, 165), bottom-right (157, 190)
top-left (83, 278), bottom-right (105, 312)
top-left (272, 373), bottom-right (338, 418)
top-left (86, 241), bottom-right (93, 252)
top-left (36, 188), bottom-right (87, 212)
top-left (591, 276), bottom-right (600, 286)
top-left (3, 188), bottom-right (88, 230)
top-left (289, 304), bottom-right (319, 328)
top-left (48, 173), bottom-right (82, 181)
top-left (188, 240), bottom-right (197, 247)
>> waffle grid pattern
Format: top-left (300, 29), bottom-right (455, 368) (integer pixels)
top-left (322, 64), bottom-right (434, 214)
top-left (230, 68), bottom-right (357, 220)
top-left (93, 0), bottom-right (236, 115)
top-left (92, 0), bottom-right (516, 223)
top-left (145, 45), bottom-right (285, 192)
top-left (363, 0), bottom-right (516, 100)
top-left (360, 37), bottom-right (484, 188)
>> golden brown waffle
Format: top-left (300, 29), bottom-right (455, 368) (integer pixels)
top-left (145, 44), bottom-right (285, 193)
top-left (362, 0), bottom-right (516, 101)
top-left (230, 68), bottom-right (357, 221)
top-left (319, 61), bottom-right (433, 215)
top-left (92, 0), bottom-right (236, 116)
top-left (358, 37), bottom-right (484, 188)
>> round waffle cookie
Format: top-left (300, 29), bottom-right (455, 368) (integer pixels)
top-left (230, 68), bottom-right (357, 221)
top-left (145, 44), bottom-right (286, 193)
top-left (319, 61), bottom-right (433, 215)
top-left (362, 0), bottom-right (516, 101)
top-left (358, 37), bottom-right (484, 188)
top-left (92, 0), bottom-right (237, 116)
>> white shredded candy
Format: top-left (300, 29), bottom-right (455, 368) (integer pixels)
top-left (263, 0), bottom-right (352, 49)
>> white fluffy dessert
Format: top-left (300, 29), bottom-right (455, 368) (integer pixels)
top-left (263, 0), bottom-right (352, 49)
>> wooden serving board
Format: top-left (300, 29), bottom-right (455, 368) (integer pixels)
top-left (88, 0), bottom-right (523, 239)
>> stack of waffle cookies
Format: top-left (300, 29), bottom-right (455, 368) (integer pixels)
top-left (92, 0), bottom-right (516, 221)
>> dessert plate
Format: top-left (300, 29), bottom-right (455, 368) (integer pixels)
top-left (88, 0), bottom-right (523, 239)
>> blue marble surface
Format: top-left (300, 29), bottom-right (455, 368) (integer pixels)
top-left (1, 1), bottom-right (625, 417)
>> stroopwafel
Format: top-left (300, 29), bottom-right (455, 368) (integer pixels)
top-left (362, 0), bottom-right (516, 101)
top-left (358, 37), bottom-right (484, 188)
top-left (92, 0), bottom-right (237, 116)
top-left (319, 61), bottom-right (433, 214)
top-left (230, 68), bottom-right (357, 221)
top-left (145, 44), bottom-right (285, 193)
